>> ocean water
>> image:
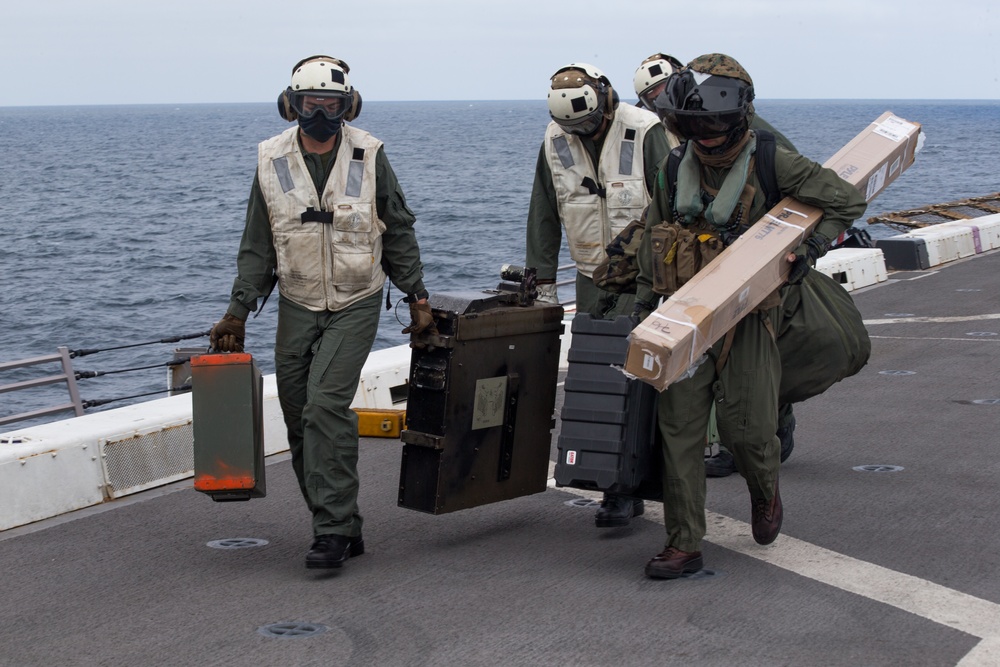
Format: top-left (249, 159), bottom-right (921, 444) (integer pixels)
top-left (2, 100), bottom-right (998, 427)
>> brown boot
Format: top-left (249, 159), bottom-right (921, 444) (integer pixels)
top-left (751, 478), bottom-right (783, 545)
top-left (644, 546), bottom-right (704, 579)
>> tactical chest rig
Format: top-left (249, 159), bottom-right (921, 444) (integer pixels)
top-left (650, 130), bottom-right (780, 296)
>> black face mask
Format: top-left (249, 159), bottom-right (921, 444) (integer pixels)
top-left (297, 112), bottom-right (343, 142)
top-left (557, 112), bottom-right (604, 138)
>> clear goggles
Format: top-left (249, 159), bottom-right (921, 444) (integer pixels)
top-left (638, 80), bottom-right (667, 110)
top-left (291, 91), bottom-right (350, 119)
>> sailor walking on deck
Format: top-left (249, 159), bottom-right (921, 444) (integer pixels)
top-left (634, 54), bottom-right (867, 579)
top-left (525, 62), bottom-right (672, 528)
top-left (210, 55), bottom-right (434, 570)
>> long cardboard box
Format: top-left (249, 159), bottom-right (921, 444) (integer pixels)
top-left (625, 112), bottom-right (922, 390)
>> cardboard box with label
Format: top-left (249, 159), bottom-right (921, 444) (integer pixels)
top-left (625, 112), bottom-right (922, 390)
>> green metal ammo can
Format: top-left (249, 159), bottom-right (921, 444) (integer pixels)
top-left (191, 353), bottom-right (266, 501)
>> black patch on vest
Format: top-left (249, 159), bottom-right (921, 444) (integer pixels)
top-left (624, 129), bottom-right (636, 141)
top-left (352, 147), bottom-right (365, 161)
top-left (581, 177), bottom-right (606, 198)
top-left (301, 207), bottom-right (334, 224)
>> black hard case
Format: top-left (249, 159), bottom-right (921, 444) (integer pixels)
top-left (554, 315), bottom-right (661, 498)
top-left (398, 291), bottom-right (564, 514)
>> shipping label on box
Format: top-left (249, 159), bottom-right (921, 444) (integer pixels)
top-left (625, 112), bottom-right (921, 391)
top-left (826, 113), bottom-right (921, 202)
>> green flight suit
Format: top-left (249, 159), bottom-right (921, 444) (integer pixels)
top-left (226, 133), bottom-right (426, 538)
top-left (635, 133), bottom-right (867, 552)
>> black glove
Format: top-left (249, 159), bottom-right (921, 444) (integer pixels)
top-left (402, 301), bottom-right (438, 336)
top-left (630, 299), bottom-right (656, 327)
top-left (210, 313), bottom-right (245, 352)
top-left (787, 236), bottom-right (827, 285)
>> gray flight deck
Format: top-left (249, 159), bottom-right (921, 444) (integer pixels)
top-left (2, 251), bottom-right (999, 667)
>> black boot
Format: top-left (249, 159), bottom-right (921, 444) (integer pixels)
top-left (778, 414), bottom-right (796, 463)
top-left (595, 494), bottom-right (644, 527)
top-left (305, 534), bottom-right (365, 569)
top-left (704, 448), bottom-right (736, 478)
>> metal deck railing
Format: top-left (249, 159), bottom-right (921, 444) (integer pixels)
top-left (0, 332), bottom-right (210, 429)
top-left (0, 347), bottom-right (85, 427)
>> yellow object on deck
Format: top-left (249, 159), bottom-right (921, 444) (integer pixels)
top-left (354, 408), bottom-right (406, 438)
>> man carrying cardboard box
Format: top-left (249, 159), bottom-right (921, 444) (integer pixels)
top-left (633, 51), bottom-right (801, 479)
top-left (633, 54), bottom-right (867, 579)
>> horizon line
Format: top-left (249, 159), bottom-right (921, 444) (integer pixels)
top-left (1, 98), bottom-right (998, 110)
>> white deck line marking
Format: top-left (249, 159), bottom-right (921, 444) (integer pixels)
top-left (868, 336), bottom-right (1000, 343)
top-left (703, 511), bottom-right (1000, 639)
top-left (888, 271), bottom-right (939, 282)
top-left (957, 637), bottom-right (1000, 667)
top-left (865, 314), bottom-right (1000, 325)
top-left (547, 467), bottom-right (999, 664)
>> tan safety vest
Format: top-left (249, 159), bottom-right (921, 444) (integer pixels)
top-left (544, 104), bottom-right (660, 277)
top-left (257, 125), bottom-right (387, 312)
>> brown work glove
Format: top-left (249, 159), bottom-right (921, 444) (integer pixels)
top-left (401, 301), bottom-right (438, 336)
top-left (210, 313), bottom-right (246, 352)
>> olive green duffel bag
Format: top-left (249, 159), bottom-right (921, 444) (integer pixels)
top-left (777, 269), bottom-right (871, 405)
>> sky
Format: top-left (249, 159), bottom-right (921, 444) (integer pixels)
top-left (2, 0), bottom-right (998, 106)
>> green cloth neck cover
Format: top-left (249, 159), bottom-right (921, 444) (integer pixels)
top-left (675, 135), bottom-right (757, 228)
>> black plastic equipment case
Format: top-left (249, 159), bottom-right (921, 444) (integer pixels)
top-left (398, 290), bottom-right (564, 514)
top-left (554, 314), bottom-right (661, 498)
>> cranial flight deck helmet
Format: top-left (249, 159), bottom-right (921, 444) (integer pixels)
top-left (277, 55), bottom-right (362, 140)
top-left (547, 63), bottom-right (619, 137)
top-left (633, 53), bottom-right (684, 109)
top-left (653, 53), bottom-right (755, 148)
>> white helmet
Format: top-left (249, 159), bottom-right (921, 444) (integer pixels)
top-left (278, 55), bottom-right (360, 124)
top-left (547, 62), bottom-right (614, 137)
top-left (290, 56), bottom-right (353, 95)
top-left (633, 53), bottom-right (682, 109)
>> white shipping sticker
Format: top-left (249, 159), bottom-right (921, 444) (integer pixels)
top-left (566, 450), bottom-right (577, 465)
top-left (874, 116), bottom-right (917, 143)
top-left (865, 162), bottom-right (889, 200)
top-left (890, 155), bottom-right (901, 177)
top-left (643, 352), bottom-right (655, 371)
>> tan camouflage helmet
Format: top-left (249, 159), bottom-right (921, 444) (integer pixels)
top-left (686, 53), bottom-right (753, 87)
top-left (684, 53), bottom-right (755, 125)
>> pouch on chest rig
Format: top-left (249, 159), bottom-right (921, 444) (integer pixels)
top-left (650, 222), bottom-right (726, 296)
